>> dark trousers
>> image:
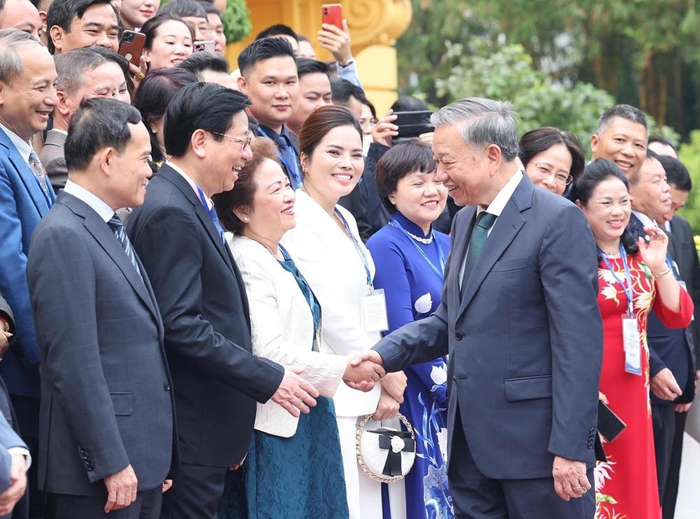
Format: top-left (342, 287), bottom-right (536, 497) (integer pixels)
top-left (10, 397), bottom-right (42, 519)
top-left (652, 401), bottom-right (677, 504)
top-left (449, 412), bottom-right (595, 519)
top-left (660, 406), bottom-right (687, 519)
top-left (160, 464), bottom-right (226, 519)
top-left (46, 487), bottom-right (161, 519)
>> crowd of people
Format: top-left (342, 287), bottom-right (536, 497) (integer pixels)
top-left (0, 0), bottom-right (698, 518)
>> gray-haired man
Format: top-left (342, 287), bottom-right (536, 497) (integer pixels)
top-left (359, 97), bottom-right (604, 518)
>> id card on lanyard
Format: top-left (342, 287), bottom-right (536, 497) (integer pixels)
top-left (334, 208), bottom-right (388, 332)
top-left (600, 245), bottom-right (642, 376)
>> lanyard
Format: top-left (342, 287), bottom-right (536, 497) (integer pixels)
top-left (389, 219), bottom-right (445, 278)
top-left (257, 127), bottom-right (302, 188)
top-left (334, 208), bottom-right (373, 287)
top-left (599, 244), bottom-right (634, 316)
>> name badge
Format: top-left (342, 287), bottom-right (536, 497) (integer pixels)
top-left (360, 289), bottom-right (389, 333)
top-left (622, 316), bottom-right (642, 376)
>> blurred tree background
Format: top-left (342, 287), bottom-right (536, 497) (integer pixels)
top-left (396, 0), bottom-right (700, 228)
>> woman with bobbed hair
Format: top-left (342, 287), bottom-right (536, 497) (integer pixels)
top-left (132, 67), bottom-right (198, 166)
top-left (281, 106), bottom-right (407, 519)
top-left (519, 126), bottom-right (585, 196)
top-left (572, 159), bottom-right (693, 519)
top-left (214, 137), bottom-right (381, 518)
top-left (367, 141), bottom-right (453, 519)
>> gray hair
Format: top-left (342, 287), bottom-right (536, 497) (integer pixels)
top-left (430, 97), bottom-right (519, 161)
top-left (0, 29), bottom-right (42, 84)
top-left (597, 104), bottom-right (648, 135)
top-left (55, 48), bottom-right (109, 92)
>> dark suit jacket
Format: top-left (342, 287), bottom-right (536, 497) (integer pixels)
top-left (38, 129), bottom-right (67, 193)
top-left (0, 129), bottom-right (55, 398)
top-left (127, 164), bottom-right (284, 467)
top-left (629, 214), bottom-right (696, 403)
top-left (669, 214), bottom-right (700, 367)
top-left (373, 175), bottom-right (603, 480)
top-left (27, 192), bottom-right (176, 496)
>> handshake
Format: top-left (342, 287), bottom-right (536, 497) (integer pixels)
top-left (343, 350), bottom-right (386, 392)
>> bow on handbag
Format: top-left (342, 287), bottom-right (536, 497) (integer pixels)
top-left (368, 427), bottom-right (416, 477)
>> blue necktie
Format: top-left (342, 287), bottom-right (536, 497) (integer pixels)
top-left (107, 213), bottom-right (143, 282)
top-left (196, 186), bottom-right (227, 246)
top-left (277, 135), bottom-right (302, 190)
top-left (461, 211), bottom-right (497, 297)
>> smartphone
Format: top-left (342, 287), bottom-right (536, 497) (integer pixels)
top-left (322, 4), bottom-right (343, 30)
top-left (118, 30), bottom-right (146, 67)
top-left (193, 40), bottom-right (216, 53)
top-left (598, 401), bottom-right (627, 443)
top-left (394, 110), bottom-right (434, 139)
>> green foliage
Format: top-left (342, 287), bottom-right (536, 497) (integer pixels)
top-left (434, 39), bottom-right (615, 156)
top-left (678, 131), bottom-right (700, 231)
top-left (222, 0), bottom-right (251, 44)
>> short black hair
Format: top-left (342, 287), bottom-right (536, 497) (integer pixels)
top-left (164, 81), bottom-right (252, 157)
top-left (657, 154), bottom-right (692, 192)
top-left (648, 135), bottom-right (678, 155)
top-left (238, 37), bottom-right (295, 77)
top-left (255, 24), bottom-right (297, 42)
top-left (65, 98), bottom-right (142, 172)
top-left (132, 67), bottom-right (198, 162)
top-left (199, 2), bottom-right (221, 18)
top-left (46, 0), bottom-right (116, 55)
top-left (296, 58), bottom-right (329, 79)
top-left (597, 104), bottom-right (648, 134)
top-left (177, 51), bottom-right (228, 79)
top-left (330, 77), bottom-right (366, 105)
top-left (375, 141), bottom-right (436, 213)
top-left (157, 0), bottom-right (207, 20)
top-left (391, 96), bottom-right (429, 112)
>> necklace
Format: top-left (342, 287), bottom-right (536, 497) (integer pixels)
top-left (390, 222), bottom-right (433, 244)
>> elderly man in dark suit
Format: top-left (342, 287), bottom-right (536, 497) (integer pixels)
top-left (127, 83), bottom-right (319, 519)
top-left (27, 99), bottom-right (177, 519)
top-left (353, 98), bottom-right (603, 518)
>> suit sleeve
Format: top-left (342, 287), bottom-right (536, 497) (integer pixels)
top-left (0, 163), bottom-right (40, 365)
top-left (238, 254), bottom-right (346, 398)
top-left (28, 225), bottom-right (130, 482)
top-left (130, 206), bottom-right (283, 403)
top-left (539, 203), bottom-right (603, 463)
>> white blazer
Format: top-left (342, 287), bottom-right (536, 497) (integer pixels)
top-left (230, 234), bottom-right (347, 438)
top-left (281, 191), bottom-right (381, 417)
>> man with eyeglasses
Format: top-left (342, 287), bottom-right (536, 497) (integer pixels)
top-left (127, 83), bottom-right (318, 519)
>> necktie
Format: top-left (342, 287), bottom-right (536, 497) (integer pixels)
top-left (28, 150), bottom-right (49, 195)
top-left (107, 213), bottom-right (144, 282)
top-left (278, 136), bottom-right (302, 190)
top-left (196, 186), bottom-right (227, 246)
top-left (461, 211), bottom-right (497, 297)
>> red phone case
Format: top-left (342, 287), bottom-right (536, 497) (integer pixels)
top-left (322, 4), bottom-right (343, 30)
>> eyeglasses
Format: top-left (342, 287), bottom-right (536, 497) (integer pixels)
top-left (210, 131), bottom-right (253, 149)
top-left (533, 162), bottom-right (573, 185)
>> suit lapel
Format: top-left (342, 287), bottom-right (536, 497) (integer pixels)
top-left (159, 165), bottom-right (236, 273)
top-left (59, 192), bottom-right (160, 323)
top-left (457, 177), bottom-right (532, 320)
top-left (448, 207), bottom-right (476, 314)
top-left (0, 133), bottom-right (53, 215)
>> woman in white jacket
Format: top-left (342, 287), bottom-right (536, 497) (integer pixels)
top-left (214, 136), bottom-right (383, 519)
top-left (281, 106), bottom-right (407, 519)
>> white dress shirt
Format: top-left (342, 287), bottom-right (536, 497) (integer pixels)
top-left (166, 161), bottom-right (212, 209)
top-left (63, 180), bottom-right (115, 223)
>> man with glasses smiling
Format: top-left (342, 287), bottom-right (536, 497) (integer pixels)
top-left (127, 83), bottom-right (319, 519)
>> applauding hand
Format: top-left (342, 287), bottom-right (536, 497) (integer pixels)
top-left (271, 368), bottom-right (320, 418)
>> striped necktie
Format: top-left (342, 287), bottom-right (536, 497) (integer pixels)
top-left (28, 150), bottom-right (49, 195)
top-left (107, 213), bottom-right (143, 282)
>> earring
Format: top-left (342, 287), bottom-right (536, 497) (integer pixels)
top-left (242, 216), bottom-right (249, 222)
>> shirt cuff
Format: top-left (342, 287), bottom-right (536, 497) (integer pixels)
top-left (7, 448), bottom-right (31, 471)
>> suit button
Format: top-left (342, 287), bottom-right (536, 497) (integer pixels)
top-left (164, 382), bottom-right (171, 392)
top-left (455, 332), bottom-right (464, 341)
